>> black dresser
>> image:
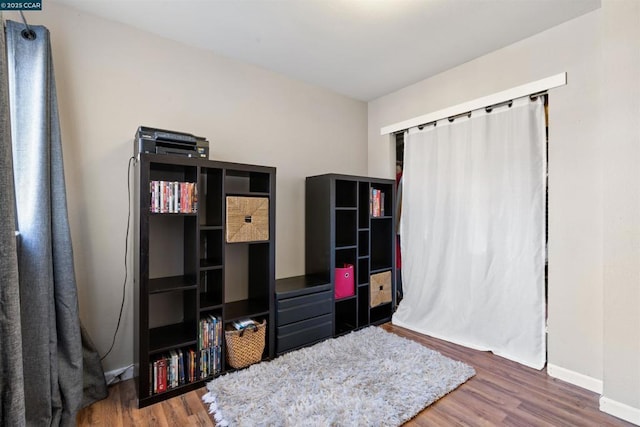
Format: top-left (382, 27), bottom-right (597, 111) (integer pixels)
top-left (275, 275), bottom-right (333, 355)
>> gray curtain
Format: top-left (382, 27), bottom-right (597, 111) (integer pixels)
top-left (2, 20), bottom-right (107, 426)
top-left (0, 20), bottom-right (26, 427)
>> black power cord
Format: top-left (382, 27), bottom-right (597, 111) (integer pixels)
top-left (101, 156), bottom-right (136, 361)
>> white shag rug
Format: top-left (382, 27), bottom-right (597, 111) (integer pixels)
top-left (203, 326), bottom-right (475, 426)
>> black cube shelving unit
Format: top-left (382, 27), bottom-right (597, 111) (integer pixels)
top-left (134, 153), bottom-right (275, 408)
top-left (305, 173), bottom-right (396, 337)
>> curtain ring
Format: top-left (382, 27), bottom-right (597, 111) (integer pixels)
top-left (19, 11), bottom-right (36, 40)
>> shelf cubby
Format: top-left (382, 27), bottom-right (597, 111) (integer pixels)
top-left (147, 344), bottom-right (202, 400)
top-left (335, 209), bottom-right (357, 247)
top-left (200, 168), bottom-right (223, 227)
top-left (371, 217), bottom-right (393, 271)
top-left (149, 162), bottom-right (198, 183)
top-left (357, 285), bottom-right (370, 327)
top-left (148, 287), bottom-right (197, 329)
top-left (335, 298), bottom-right (357, 335)
top-left (357, 258), bottom-right (369, 285)
top-left (370, 183), bottom-right (394, 218)
top-left (358, 230), bottom-right (369, 257)
top-left (335, 247), bottom-right (357, 269)
top-left (149, 321), bottom-right (198, 354)
top-left (225, 169), bottom-right (271, 195)
top-left (224, 298), bottom-right (270, 322)
top-left (370, 302), bottom-right (393, 324)
top-left (149, 215), bottom-right (197, 279)
top-left (200, 228), bottom-right (223, 268)
top-left (336, 179), bottom-right (357, 208)
top-left (224, 312), bottom-right (271, 356)
top-left (358, 181), bottom-right (370, 228)
top-left (200, 269), bottom-right (223, 310)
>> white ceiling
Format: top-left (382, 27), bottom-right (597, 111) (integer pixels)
top-left (51, 0), bottom-right (600, 101)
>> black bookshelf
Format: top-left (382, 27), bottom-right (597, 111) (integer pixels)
top-left (305, 174), bottom-right (396, 337)
top-left (134, 153), bottom-right (275, 408)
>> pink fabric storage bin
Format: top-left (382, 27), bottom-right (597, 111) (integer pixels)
top-left (335, 264), bottom-right (355, 299)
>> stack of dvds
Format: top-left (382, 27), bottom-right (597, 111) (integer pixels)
top-left (149, 180), bottom-right (198, 213)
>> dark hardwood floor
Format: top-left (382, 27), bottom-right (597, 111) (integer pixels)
top-left (78, 323), bottom-right (634, 426)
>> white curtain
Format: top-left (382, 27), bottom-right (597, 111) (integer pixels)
top-left (393, 97), bottom-right (546, 369)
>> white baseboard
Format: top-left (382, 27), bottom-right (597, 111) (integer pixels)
top-left (600, 396), bottom-right (640, 426)
top-left (547, 364), bottom-right (603, 394)
top-left (546, 365), bottom-right (640, 425)
top-left (104, 364), bottom-right (135, 386)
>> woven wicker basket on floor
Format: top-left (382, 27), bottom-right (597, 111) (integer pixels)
top-left (225, 320), bottom-right (266, 369)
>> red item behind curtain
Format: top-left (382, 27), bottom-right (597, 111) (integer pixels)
top-left (396, 171), bottom-right (402, 269)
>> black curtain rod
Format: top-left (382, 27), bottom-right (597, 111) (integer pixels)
top-left (448, 111), bottom-right (472, 123)
top-left (485, 100), bottom-right (512, 113)
top-left (398, 91), bottom-right (547, 135)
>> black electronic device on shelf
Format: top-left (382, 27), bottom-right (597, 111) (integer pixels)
top-left (135, 126), bottom-right (209, 158)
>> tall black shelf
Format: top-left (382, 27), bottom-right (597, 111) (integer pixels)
top-left (134, 153), bottom-right (275, 408)
top-left (305, 174), bottom-right (396, 337)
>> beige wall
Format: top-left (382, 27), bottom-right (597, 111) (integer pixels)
top-left (601, 0), bottom-right (640, 414)
top-left (6, 3), bottom-right (367, 372)
top-left (368, 1), bottom-right (640, 420)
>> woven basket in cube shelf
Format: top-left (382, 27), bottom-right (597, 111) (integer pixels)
top-left (224, 320), bottom-right (266, 369)
top-left (370, 271), bottom-right (392, 307)
top-left (225, 196), bottom-right (269, 243)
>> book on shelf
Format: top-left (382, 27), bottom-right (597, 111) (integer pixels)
top-left (187, 349), bottom-right (196, 383)
top-left (156, 358), bottom-right (167, 393)
top-left (170, 350), bottom-right (180, 389)
top-left (178, 349), bottom-right (185, 386)
top-left (170, 351), bottom-right (175, 389)
top-left (370, 188), bottom-right (386, 217)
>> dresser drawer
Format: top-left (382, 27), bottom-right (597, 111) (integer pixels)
top-left (276, 290), bottom-right (332, 326)
top-left (277, 314), bottom-right (332, 354)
